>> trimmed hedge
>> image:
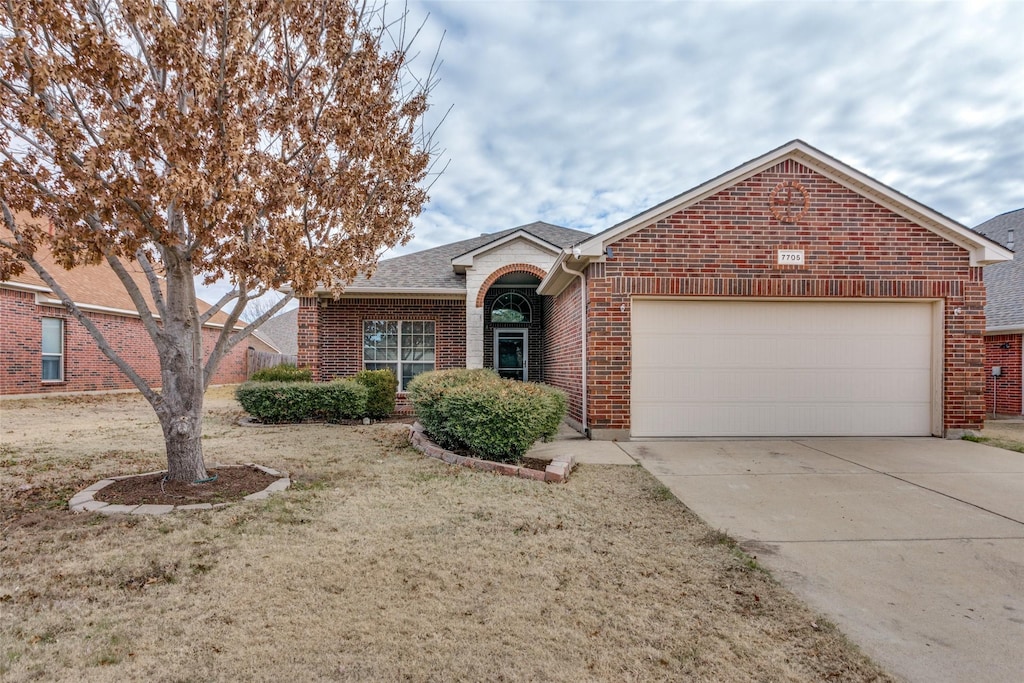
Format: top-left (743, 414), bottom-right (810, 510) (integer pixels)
top-left (406, 369), bottom-right (567, 463)
top-left (249, 364), bottom-right (313, 383)
top-left (235, 380), bottom-right (367, 423)
top-left (406, 369), bottom-right (501, 450)
top-left (354, 369), bottom-right (398, 418)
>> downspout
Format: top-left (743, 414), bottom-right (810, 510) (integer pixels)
top-left (561, 259), bottom-right (588, 437)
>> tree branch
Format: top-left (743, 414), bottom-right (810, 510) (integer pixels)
top-left (203, 292), bottom-right (295, 387)
top-left (134, 246), bottom-right (168, 321)
top-left (199, 287), bottom-right (241, 325)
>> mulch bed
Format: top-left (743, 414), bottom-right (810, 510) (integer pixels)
top-left (97, 466), bottom-right (279, 506)
top-left (520, 457), bottom-right (552, 472)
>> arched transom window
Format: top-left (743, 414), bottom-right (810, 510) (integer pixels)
top-left (491, 291), bottom-right (531, 323)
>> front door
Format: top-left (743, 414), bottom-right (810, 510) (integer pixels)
top-left (495, 329), bottom-right (528, 381)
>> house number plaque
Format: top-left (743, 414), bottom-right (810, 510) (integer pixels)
top-left (777, 249), bottom-right (805, 265)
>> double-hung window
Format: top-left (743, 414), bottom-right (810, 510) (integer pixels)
top-left (363, 320), bottom-right (435, 390)
top-left (41, 317), bottom-right (64, 382)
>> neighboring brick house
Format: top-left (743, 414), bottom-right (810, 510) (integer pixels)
top-left (1, 231), bottom-right (276, 396)
top-left (975, 209), bottom-right (1022, 416)
top-left (299, 140), bottom-right (1012, 438)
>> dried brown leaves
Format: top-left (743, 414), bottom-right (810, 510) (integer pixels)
top-left (0, 0), bottom-right (434, 294)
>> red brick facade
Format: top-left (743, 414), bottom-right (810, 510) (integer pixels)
top-left (297, 153), bottom-right (1000, 434)
top-left (542, 277), bottom-right (584, 426)
top-left (1, 286), bottom-right (251, 395)
top-left (984, 334), bottom-right (1023, 415)
top-left (583, 160), bottom-right (988, 435)
top-left (297, 296), bottom-right (467, 408)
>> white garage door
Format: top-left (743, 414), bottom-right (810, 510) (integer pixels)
top-left (631, 300), bottom-right (935, 437)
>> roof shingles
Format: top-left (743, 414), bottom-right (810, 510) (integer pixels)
top-left (344, 222), bottom-right (590, 291)
top-left (975, 209), bottom-right (1023, 329)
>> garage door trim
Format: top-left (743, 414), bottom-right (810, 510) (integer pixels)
top-left (629, 297), bottom-right (944, 438)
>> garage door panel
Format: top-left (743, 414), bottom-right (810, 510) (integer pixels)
top-left (631, 300), bottom-right (934, 437)
top-left (631, 403), bottom-right (932, 438)
top-left (636, 368), bottom-right (930, 403)
top-left (639, 332), bottom-right (931, 370)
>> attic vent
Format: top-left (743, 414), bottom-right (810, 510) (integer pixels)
top-left (1008, 229), bottom-right (1015, 250)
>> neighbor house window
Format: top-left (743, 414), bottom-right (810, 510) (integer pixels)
top-left (363, 320), bottom-right (435, 390)
top-left (41, 317), bottom-right (64, 381)
top-left (491, 291), bottom-right (531, 323)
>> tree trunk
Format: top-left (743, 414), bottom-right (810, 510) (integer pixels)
top-left (156, 243), bottom-right (210, 483)
top-left (156, 351), bottom-right (208, 482)
top-left (160, 407), bottom-right (209, 482)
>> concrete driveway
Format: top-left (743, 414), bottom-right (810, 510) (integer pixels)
top-left (619, 438), bottom-right (1024, 683)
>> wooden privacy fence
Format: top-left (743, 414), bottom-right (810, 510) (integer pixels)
top-left (246, 348), bottom-right (298, 377)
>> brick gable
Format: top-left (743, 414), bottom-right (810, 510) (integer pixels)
top-left (585, 160), bottom-right (986, 435)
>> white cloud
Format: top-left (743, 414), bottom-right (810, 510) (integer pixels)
top-left (407, 0), bottom-right (1024, 239)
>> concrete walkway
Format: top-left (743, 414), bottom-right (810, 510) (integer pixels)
top-left (526, 423), bottom-right (636, 465)
top-left (619, 438), bottom-right (1024, 683)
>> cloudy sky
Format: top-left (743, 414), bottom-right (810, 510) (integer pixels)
top-left (399, 0), bottom-right (1023, 250)
top-left (201, 0), bottom-right (1024, 305)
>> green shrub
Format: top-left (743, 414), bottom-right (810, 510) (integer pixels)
top-left (407, 369), bottom-right (501, 450)
top-left (235, 380), bottom-right (367, 423)
top-left (317, 380), bottom-right (370, 422)
top-left (354, 369), bottom-right (398, 419)
top-left (526, 382), bottom-right (568, 442)
top-left (249, 364), bottom-right (313, 383)
top-left (406, 369), bottom-right (567, 463)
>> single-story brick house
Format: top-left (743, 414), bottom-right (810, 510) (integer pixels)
top-left (1, 225), bottom-right (277, 396)
top-left (298, 140), bottom-right (1011, 439)
top-left (976, 209), bottom-right (1022, 416)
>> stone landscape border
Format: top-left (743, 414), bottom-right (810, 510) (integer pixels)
top-left (68, 464), bottom-right (290, 515)
top-left (407, 422), bottom-right (574, 483)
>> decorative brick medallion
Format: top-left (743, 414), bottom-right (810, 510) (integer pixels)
top-left (768, 179), bottom-right (810, 223)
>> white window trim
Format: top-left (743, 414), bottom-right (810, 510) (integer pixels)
top-left (490, 291), bottom-right (532, 323)
top-left (362, 320), bottom-right (436, 391)
top-left (41, 317), bottom-right (64, 383)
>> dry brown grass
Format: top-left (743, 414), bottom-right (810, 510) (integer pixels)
top-left (976, 418), bottom-right (1024, 453)
top-left (1, 388), bottom-right (893, 682)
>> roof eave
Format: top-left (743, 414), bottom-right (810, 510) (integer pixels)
top-left (537, 250), bottom-right (596, 296)
top-left (33, 293), bottom-right (244, 329)
top-left (248, 331), bottom-right (282, 354)
top-left (310, 286), bottom-right (466, 298)
top-left (451, 230), bottom-right (562, 268)
top-left (1, 280), bottom-right (51, 295)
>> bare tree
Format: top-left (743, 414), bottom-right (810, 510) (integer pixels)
top-left (0, 0), bottom-right (442, 481)
top-left (239, 291), bottom-right (289, 324)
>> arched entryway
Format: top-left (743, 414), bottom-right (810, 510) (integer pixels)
top-left (482, 271), bottom-right (544, 381)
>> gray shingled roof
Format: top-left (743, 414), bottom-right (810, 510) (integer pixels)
top-left (257, 308), bottom-right (298, 356)
top-left (346, 221), bottom-right (590, 290)
top-left (975, 209), bottom-right (1023, 329)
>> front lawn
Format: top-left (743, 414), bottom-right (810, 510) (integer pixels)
top-left (0, 388), bottom-right (892, 681)
top-left (973, 418), bottom-right (1024, 454)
